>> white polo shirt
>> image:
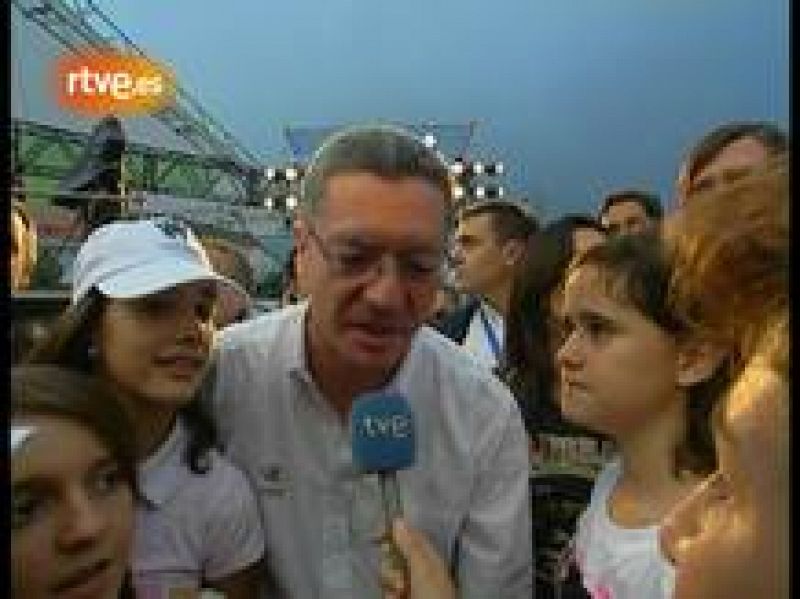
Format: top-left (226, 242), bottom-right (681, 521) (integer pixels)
top-left (573, 458), bottom-right (676, 599)
top-left (133, 419), bottom-right (265, 597)
top-left (206, 302), bottom-right (532, 599)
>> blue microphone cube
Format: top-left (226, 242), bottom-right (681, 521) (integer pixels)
top-left (351, 392), bottom-right (416, 472)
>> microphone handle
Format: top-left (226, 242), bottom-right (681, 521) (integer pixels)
top-left (379, 471), bottom-right (408, 575)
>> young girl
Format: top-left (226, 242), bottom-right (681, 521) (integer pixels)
top-left (555, 234), bottom-right (725, 598)
top-left (11, 364), bottom-right (138, 599)
top-left (27, 217), bottom-right (265, 598)
top-left (501, 215), bottom-right (611, 597)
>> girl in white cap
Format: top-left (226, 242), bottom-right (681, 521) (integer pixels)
top-left (27, 217), bottom-right (264, 598)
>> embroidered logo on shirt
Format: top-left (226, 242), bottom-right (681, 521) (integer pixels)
top-left (258, 463), bottom-right (292, 497)
top-left (135, 583), bottom-right (197, 599)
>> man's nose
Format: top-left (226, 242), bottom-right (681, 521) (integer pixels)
top-left (361, 255), bottom-right (409, 306)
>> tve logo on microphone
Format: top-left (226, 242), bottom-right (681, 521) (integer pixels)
top-left (351, 392), bottom-right (416, 472)
top-left (53, 49), bottom-right (176, 116)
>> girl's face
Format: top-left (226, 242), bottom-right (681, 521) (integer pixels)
top-left (11, 415), bottom-right (134, 599)
top-left (660, 359), bottom-right (789, 599)
top-left (556, 265), bottom-right (682, 436)
top-left (96, 280), bottom-right (217, 408)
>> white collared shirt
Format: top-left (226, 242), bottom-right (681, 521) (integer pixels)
top-left (133, 419), bottom-right (265, 596)
top-left (206, 302), bottom-right (532, 599)
top-left (461, 300), bottom-right (504, 369)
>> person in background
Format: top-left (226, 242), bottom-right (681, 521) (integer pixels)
top-left (10, 189), bottom-right (50, 364)
top-left (441, 200), bottom-right (538, 370)
top-left (659, 155), bottom-right (789, 599)
top-left (501, 214), bottom-right (610, 597)
top-left (205, 124), bottom-right (532, 598)
top-left (11, 364), bottom-right (138, 599)
top-left (26, 218), bottom-right (265, 599)
top-left (11, 197), bottom-right (38, 293)
top-left (199, 235), bottom-right (256, 326)
top-left (598, 189), bottom-right (663, 236)
top-left (674, 120), bottom-right (788, 207)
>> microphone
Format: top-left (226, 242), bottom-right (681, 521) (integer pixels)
top-left (351, 392), bottom-right (416, 574)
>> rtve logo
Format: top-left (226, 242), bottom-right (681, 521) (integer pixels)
top-left (53, 50), bottom-right (175, 116)
top-left (354, 414), bottom-right (414, 439)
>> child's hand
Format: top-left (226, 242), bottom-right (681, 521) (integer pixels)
top-left (380, 518), bottom-right (456, 599)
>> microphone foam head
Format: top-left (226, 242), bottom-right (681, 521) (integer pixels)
top-left (351, 392), bottom-right (416, 472)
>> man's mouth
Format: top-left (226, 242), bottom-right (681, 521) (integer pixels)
top-left (348, 322), bottom-right (410, 346)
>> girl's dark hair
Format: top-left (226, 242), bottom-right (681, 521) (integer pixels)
top-left (569, 234), bottom-right (728, 476)
top-left (24, 288), bottom-right (217, 475)
top-left (501, 214), bottom-right (607, 432)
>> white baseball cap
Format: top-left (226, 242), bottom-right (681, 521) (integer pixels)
top-left (72, 218), bottom-right (250, 310)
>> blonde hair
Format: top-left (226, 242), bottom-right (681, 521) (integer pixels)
top-left (11, 200), bottom-right (38, 289)
top-left (665, 155), bottom-right (789, 364)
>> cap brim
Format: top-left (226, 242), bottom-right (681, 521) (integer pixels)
top-left (96, 258), bottom-right (249, 308)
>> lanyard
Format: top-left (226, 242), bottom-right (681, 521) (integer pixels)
top-left (477, 305), bottom-right (502, 362)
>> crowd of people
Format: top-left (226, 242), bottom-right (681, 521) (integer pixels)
top-left (10, 119), bottom-right (790, 599)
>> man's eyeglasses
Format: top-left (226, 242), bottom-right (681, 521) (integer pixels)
top-left (306, 225), bottom-right (445, 284)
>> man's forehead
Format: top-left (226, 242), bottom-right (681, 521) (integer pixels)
top-left (697, 136), bottom-right (770, 181)
top-left (322, 171), bottom-right (447, 198)
top-left (606, 199), bottom-right (646, 216)
top-left (456, 212), bottom-right (495, 235)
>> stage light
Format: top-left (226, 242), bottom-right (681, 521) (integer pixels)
top-left (285, 195), bottom-right (299, 210)
top-left (452, 185), bottom-right (465, 200)
top-left (472, 161), bottom-right (484, 176)
top-left (450, 159), bottom-right (465, 177)
top-left (264, 197), bottom-right (274, 210)
top-left (484, 185), bottom-right (505, 199)
top-left (423, 133), bottom-right (437, 148)
top-left (286, 167), bottom-right (298, 181)
top-left (485, 162), bottom-right (505, 176)
top-left (474, 185), bottom-right (486, 199)
top-left (265, 167), bottom-right (276, 181)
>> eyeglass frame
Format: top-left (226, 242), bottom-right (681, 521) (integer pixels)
top-left (304, 222), bottom-right (447, 285)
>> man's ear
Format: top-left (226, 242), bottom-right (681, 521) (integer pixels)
top-left (676, 338), bottom-right (728, 387)
top-left (502, 239), bottom-right (526, 267)
top-left (292, 217), bottom-right (310, 254)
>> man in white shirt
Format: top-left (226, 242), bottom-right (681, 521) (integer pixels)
top-left (445, 200), bottom-right (538, 369)
top-left (205, 125), bottom-right (532, 598)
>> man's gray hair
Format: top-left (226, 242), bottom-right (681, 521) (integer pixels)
top-left (300, 124), bottom-right (453, 215)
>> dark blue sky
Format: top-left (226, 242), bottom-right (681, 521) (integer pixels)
top-left (103, 0), bottom-right (789, 217)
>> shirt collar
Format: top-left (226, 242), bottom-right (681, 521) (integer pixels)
top-left (478, 299), bottom-right (503, 325)
top-left (137, 419), bottom-right (187, 507)
top-left (283, 300), bottom-right (313, 383)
